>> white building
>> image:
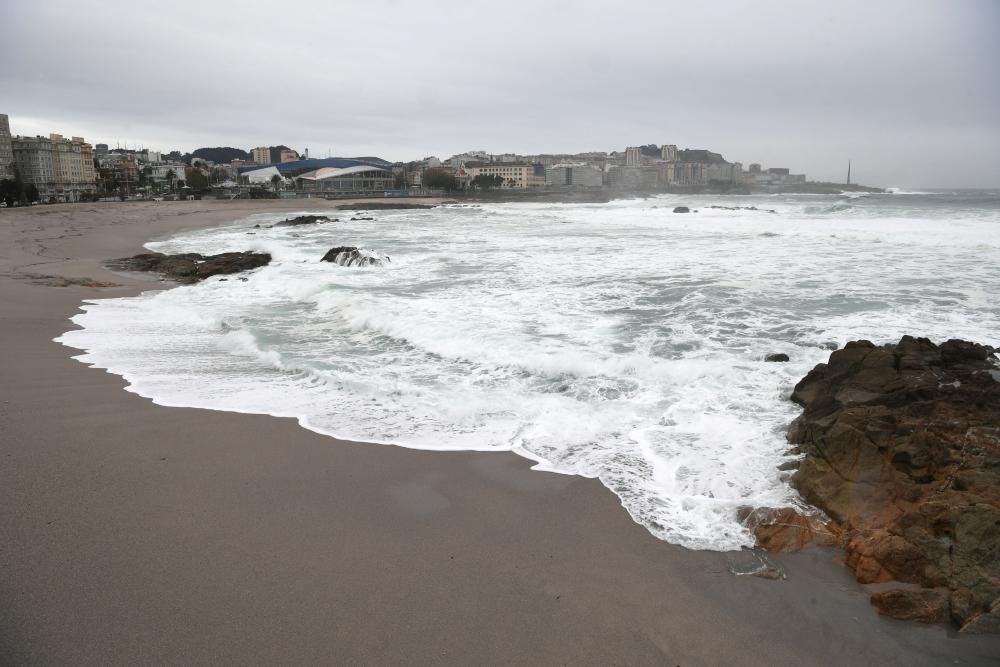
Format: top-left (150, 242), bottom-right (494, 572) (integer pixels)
top-left (545, 163), bottom-right (603, 187)
top-left (148, 163), bottom-right (187, 184)
top-left (660, 144), bottom-right (677, 161)
top-left (625, 146), bottom-right (641, 166)
top-left (445, 150), bottom-right (490, 167)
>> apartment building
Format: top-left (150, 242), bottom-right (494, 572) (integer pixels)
top-left (251, 146), bottom-right (271, 164)
top-left (0, 114), bottom-right (13, 180)
top-left (463, 161), bottom-right (544, 188)
top-left (12, 133), bottom-right (97, 202)
top-left (545, 163), bottom-right (603, 187)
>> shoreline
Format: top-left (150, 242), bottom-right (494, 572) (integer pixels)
top-left (2, 200), bottom-right (997, 664)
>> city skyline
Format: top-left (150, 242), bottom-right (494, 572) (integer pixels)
top-left (3, 1), bottom-right (999, 188)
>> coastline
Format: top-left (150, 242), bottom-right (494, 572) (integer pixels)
top-left (1, 201), bottom-right (996, 665)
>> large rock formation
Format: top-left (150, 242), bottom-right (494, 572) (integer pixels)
top-left (771, 336), bottom-right (1000, 632)
top-left (106, 251), bottom-right (271, 283)
top-left (275, 214), bottom-right (334, 226)
top-left (336, 202), bottom-right (436, 210)
top-left (320, 246), bottom-right (389, 267)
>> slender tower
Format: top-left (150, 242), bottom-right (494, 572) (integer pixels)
top-left (846, 160), bottom-right (851, 186)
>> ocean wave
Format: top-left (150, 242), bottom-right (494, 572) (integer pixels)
top-left (58, 196), bottom-right (1000, 551)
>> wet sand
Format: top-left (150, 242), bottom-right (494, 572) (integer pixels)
top-left (1, 201), bottom-right (997, 665)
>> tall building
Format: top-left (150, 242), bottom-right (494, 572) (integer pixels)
top-left (251, 146), bottom-right (271, 164)
top-left (660, 144), bottom-right (677, 162)
top-left (625, 146), bottom-right (641, 166)
top-left (12, 133), bottom-right (97, 202)
top-left (279, 148), bottom-right (299, 163)
top-left (0, 114), bottom-right (13, 180)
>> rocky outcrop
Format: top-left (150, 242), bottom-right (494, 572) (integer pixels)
top-left (737, 507), bottom-right (840, 552)
top-left (106, 251), bottom-right (271, 283)
top-left (707, 205), bottom-right (777, 213)
top-left (770, 336), bottom-right (1000, 632)
top-left (336, 202), bottom-right (436, 210)
top-left (673, 206), bottom-right (690, 213)
top-left (275, 214), bottom-right (334, 226)
top-left (320, 246), bottom-right (390, 267)
top-left (765, 353), bottom-right (790, 362)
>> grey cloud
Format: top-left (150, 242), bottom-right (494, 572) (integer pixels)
top-left (2, 0), bottom-right (997, 187)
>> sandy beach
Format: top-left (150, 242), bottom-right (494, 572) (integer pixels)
top-left (1, 200), bottom-right (997, 666)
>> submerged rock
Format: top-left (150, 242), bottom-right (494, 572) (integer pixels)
top-left (337, 202), bottom-right (436, 210)
top-left (320, 246), bottom-right (390, 267)
top-left (106, 251), bottom-right (271, 283)
top-left (759, 336), bottom-right (1000, 631)
top-left (275, 214), bottom-right (334, 226)
top-left (673, 206), bottom-right (690, 213)
top-left (708, 205), bottom-right (777, 214)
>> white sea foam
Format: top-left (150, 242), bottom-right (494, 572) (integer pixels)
top-left (57, 194), bottom-right (1000, 551)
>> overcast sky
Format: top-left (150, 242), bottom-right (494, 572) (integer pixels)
top-left (3, 0), bottom-right (998, 187)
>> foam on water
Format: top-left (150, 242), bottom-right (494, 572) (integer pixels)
top-left (57, 193), bottom-right (1000, 551)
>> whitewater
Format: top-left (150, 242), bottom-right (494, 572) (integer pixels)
top-left (57, 191), bottom-right (1000, 551)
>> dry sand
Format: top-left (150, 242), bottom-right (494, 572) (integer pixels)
top-left (1, 200), bottom-right (997, 665)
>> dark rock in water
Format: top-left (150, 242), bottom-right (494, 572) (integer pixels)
top-left (106, 251), bottom-right (271, 284)
top-left (673, 206), bottom-right (690, 213)
top-left (768, 335), bottom-right (1000, 632)
top-left (350, 216), bottom-right (375, 221)
top-left (320, 246), bottom-right (389, 267)
top-left (275, 214), bottom-right (333, 227)
top-left (708, 205), bottom-right (778, 214)
top-left (337, 202), bottom-right (436, 210)
top-left (765, 353), bottom-right (790, 362)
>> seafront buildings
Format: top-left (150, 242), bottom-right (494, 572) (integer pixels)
top-left (11, 133), bottom-right (97, 203)
top-left (0, 109), bottom-right (812, 201)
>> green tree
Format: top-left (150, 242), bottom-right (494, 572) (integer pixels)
top-left (26, 184), bottom-right (40, 203)
top-left (471, 173), bottom-right (504, 189)
top-left (422, 168), bottom-right (457, 191)
top-left (0, 179), bottom-right (18, 206)
top-left (270, 173), bottom-right (282, 193)
top-left (187, 169), bottom-right (209, 190)
top-left (165, 169), bottom-right (176, 192)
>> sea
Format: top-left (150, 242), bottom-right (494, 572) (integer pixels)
top-left (57, 190), bottom-right (1000, 551)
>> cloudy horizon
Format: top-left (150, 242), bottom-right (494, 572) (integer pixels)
top-left (3, 0), bottom-right (998, 188)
